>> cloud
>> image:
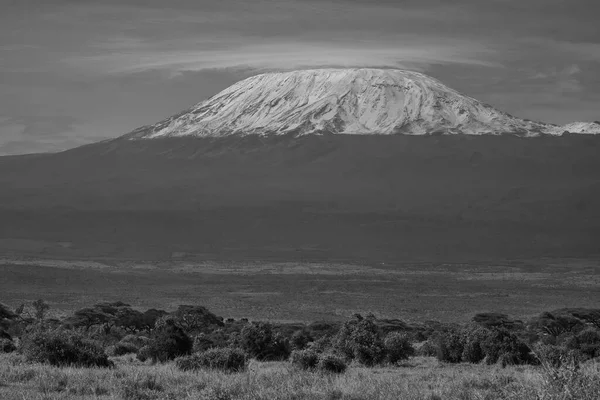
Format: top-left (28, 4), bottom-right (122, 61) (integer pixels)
top-left (65, 37), bottom-right (499, 76)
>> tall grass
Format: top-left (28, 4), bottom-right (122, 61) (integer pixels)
top-left (0, 353), bottom-right (599, 400)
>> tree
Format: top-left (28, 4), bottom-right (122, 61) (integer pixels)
top-left (332, 317), bottom-right (385, 366)
top-left (529, 312), bottom-right (584, 337)
top-left (64, 302), bottom-right (145, 333)
top-left (140, 309), bottom-right (168, 331)
top-left (146, 320), bottom-right (192, 362)
top-left (384, 332), bottom-right (415, 364)
top-left (240, 322), bottom-right (290, 361)
top-left (32, 299), bottom-right (50, 321)
top-left (566, 309), bottom-right (600, 330)
top-left (64, 307), bottom-right (113, 331)
top-left (114, 308), bottom-right (145, 332)
top-left (170, 305), bottom-right (224, 334)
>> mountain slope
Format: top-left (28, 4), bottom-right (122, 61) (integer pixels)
top-left (555, 121), bottom-right (600, 134)
top-left (0, 134), bottom-right (599, 262)
top-left (0, 69), bottom-right (599, 262)
top-left (126, 69), bottom-right (554, 139)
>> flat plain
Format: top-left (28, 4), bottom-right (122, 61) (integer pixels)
top-left (2, 256), bottom-right (599, 322)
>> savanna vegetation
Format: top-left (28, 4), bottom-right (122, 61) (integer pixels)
top-left (1, 299), bottom-right (600, 399)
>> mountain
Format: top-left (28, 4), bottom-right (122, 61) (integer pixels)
top-left (126, 68), bottom-right (554, 139)
top-left (554, 121), bottom-right (600, 135)
top-left (0, 68), bottom-right (599, 262)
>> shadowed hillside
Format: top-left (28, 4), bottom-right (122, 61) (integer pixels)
top-left (0, 134), bottom-right (599, 261)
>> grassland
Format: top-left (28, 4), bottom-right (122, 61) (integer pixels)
top-left (1, 353), bottom-right (599, 400)
top-left (1, 257), bottom-right (599, 323)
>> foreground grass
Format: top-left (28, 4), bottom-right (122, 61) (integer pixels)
top-left (1, 354), bottom-right (599, 400)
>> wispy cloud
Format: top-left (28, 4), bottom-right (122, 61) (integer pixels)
top-left (66, 37), bottom-right (499, 76)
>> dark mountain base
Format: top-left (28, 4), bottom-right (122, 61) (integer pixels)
top-left (0, 134), bottom-right (599, 262)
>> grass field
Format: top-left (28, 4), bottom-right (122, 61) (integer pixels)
top-left (1, 353), bottom-right (599, 400)
top-left (1, 256), bottom-right (599, 322)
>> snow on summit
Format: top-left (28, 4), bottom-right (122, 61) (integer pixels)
top-left (127, 68), bottom-right (560, 139)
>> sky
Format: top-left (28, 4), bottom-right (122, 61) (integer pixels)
top-left (1, 0), bottom-right (599, 155)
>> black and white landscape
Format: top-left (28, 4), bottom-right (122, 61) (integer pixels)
top-left (1, 2), bottom-right (599, 399)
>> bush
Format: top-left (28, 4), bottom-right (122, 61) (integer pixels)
top-left (240, 322), bottom-right (290, 361)
top-left (317, 353), bottom-right (347, 374)
top-left (306, 336), bottom-right (331, 354)
top-left (192, 333), bottom-right (215, 353)
top-left (290, 349), bottom-right (319, 370)
top-left (290, 330), bottom-right (313, 350)
top-left (383, 332), bottom-right (415, 364)
top-left (120, 335), bottom-right (151, 348)
top-left (436, 330), bottom-right (464, 363)
top-left (137, 346), bottom-right (152, 362)
top-left (176, 348), bottom-right (247, 372)
top-left (332, 319), bottom-right (385, 366)
top-left (416, 339), bottom-right (438, 357)
top-left (461, 326), bottom-right (489, 363)
top-left (566, 328), bottom-right (600, 359)
top-left (106, 342), bottom-right (139, 356)
top-left (535, 344), bottom-right (583, 369)
top-left (480, 329), bottom-right (534, 366)
top-left (0, 338), bottom-right (16, 353)
top-left (19, 328), bottom-right (112, 368)
top-left (146, 321), bottom-right (192, 362)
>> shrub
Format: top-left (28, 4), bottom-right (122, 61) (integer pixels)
top-left (480, 329), bottom-right (534, 366)
top-left (317, 353), bottom-right (347, 374)
top-left (19, 328), bottom-right (112, 368)
top-left (567, 328), bottom-right (600, 359)
top-left (416, 339), bottom-right (438, 357)
top-left (332, 319), bottom-right (385, 366)
top-left (436, 330), bottom-right (464, 363)
top-left (146, 321), bottom-right (192, 362)
top-left (306, 336), bottom-right (331, 354)
top-left (290, 330), bottom-right (313, 350)
top-left (383, 332), bottom-right (415, 364)
top-left (461, 326), bottom-right (489, 363)
top-left (120, 335), bottom-right (151, 348)
top-left (193, 333), bottom-right (215, 353)
top-left (240, 322), bottom-right (290, 361)
top-left (106, 342), bottom-right (139, 356)
top-left (176, 348), bottom-right (247, 372)
top-left (0, 338), bottom-right (16, 353)
top-left (535, 344), bottom-right (583, 369)
top-left (137, 346), bottom-right (152, 362)
top-left (290, 349), bottom-right (319, 370)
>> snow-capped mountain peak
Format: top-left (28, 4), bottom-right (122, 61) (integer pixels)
top-left (126, 68), bottom-right (561, 139)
